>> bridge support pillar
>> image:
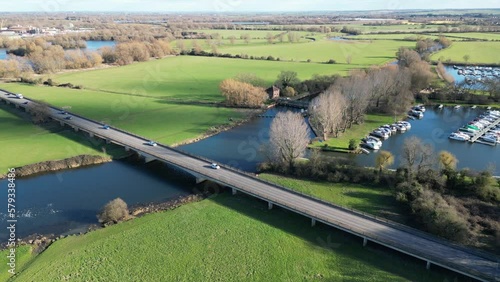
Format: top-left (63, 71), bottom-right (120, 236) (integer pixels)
top-left (73, 127), bottom-right (79, 132)
top-left (60, 121), bottom-right (64, 126)
top-left (311, 218), bottom-right (316, 227)
top-left (125, 146), bottom-right (130, 152)
top-left (195, 177), bottom-right (207, 184)
top-left (15, 104), bottom-right (19, 108)
top-left (363, 238), bottom-right (368, 247)
top-left (232, 188), bottom-right (237, 195)
top-left (268, 202), bottom-right (273, 210)
top-left (89, 132), bottom-right (94, 138)
top-left (426, 261), bottom-right (431, 270)
top-left (105, 139), bottom-right (111, 144)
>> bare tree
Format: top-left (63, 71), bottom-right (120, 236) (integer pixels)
top-left (334, 72), bottom-right (370, 128)
top-left (309, 88), bottom-right (346, 140)
top-left (220, 79), bottom-right (267, 108)
top-left (228, 35), bottom-right (236, 45)
top-left (402, 136), bottom-right (434, 177)
top-left (97, 198), bottom-right (129, 225)
top-left (463, 54), bottom-right (470, 64)
top-left (266, 32), bottom-right (274, 44)
top-left (268, 111), bottom-right (310, 169)
top-left (346, 54), bottom-right (352, 64)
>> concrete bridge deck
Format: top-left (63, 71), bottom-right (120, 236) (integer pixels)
top-left (1, 90), bottom-right (498, 282)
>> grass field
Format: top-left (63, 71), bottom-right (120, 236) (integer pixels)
top-left (0, 102), bottom-right (122, 173)
top-left (53, 56), bottom-right (353, 99)
top-left (440, 32), bottom-right (500, 41)
top-left (431, 41), bottom-right (500, 64)
top-left (259, 174), bottom-right (407, 222)
top-left (218, 39), bottom-right (414, 65)
top-left (0, 84), bottom-right (240, 146)
top-left (310, 114), bottom-right (397, 151)
top-left (349, 33), bottom-right (440, 41)
top-left (0, 246), bottom-right (33, 282)
top-left (5, 194), bottom-right (458, 282)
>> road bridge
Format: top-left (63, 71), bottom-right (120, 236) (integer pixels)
top-left (1, 90), bottom-right (498, 282)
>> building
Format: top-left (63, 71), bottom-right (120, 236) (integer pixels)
top-left (266, 86), bottom-right (280, 100)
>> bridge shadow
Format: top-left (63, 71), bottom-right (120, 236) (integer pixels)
top-left (206, 191), bottom-right (472, 281)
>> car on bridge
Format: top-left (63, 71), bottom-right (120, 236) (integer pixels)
top-left (210, 163), bottom-right (220, 169)
top-left (146, 140), bottom-right (157, 146)
top-left (102, 125), bottom-right (110, 130)
top-left (64, 116), bottom-right (72, 120)
top-left (59, 110), bottom-right (67, 115)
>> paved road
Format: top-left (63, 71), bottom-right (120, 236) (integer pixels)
top-left (1, 91), bottom-right (499, 281)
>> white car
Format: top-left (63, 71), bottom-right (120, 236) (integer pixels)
top-left (146, 141), bottom-right (157, 146)
top-left (210, 163), bottom-right (220, 169)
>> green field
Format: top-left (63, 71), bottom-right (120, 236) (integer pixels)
top-left (0, 102), bottom-right (121, 173)
top-left (349, 33), bottom-right (440, 41)
top-left (431, 41), bottom-right (500, 64)
top-left (441, 32), bottom-right (500, 41)
top-left (218, 39), bottom-right (414, 65)
top-left (259, 174), bottom-right (406, 222)
top-left (53, 56), bottom-right (353, 98)
top-left (4, 194), bottom-right (457, 282)
top-left (311, 114), bottom-right (397, 151)
top-left (0, 84), bottom-right (239, 147)
top-left (0, 246), bottom-right (33, 282)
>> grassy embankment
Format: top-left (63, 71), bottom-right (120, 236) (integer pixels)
top-left (0, 246), bottom-right (33, 282)
top-left (2, 194), bottom-right (458, 282)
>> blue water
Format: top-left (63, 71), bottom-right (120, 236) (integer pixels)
top-left (182, 106), bottom-right (499, 175)
top-left (0, 41), bottom-right (115, 60)
top-left (444, 65), bottom-right (500, 88)
top-left (84, 40), bottom-right (115, 51)
top-left (0, 161), bottom-right (191, 241)
top-left (180, 107), bottom-right (315, 172)
top-left (335, 107), bottom-right (500, 174)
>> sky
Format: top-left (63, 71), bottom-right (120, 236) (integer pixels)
top-left (1, 0), bottom-right (498, 12)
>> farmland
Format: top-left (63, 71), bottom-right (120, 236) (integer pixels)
top-left (431, 41), bottom-right (500, 64)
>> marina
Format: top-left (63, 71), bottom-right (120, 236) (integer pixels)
top-left (451, 110), bottom-right (500, 146)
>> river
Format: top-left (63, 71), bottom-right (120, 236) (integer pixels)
top-left (0, 161), bottom-right (191, 242)
top-left (0, 41), bottom-right (115, 60)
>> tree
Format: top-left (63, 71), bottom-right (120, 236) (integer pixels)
top-left (376, 151), bottom-right (394, 173)
top-left (228, 35), bottom-right (236, 45)
top-left (29, 100), bottom-right (52, 124)
top-left (97, 198), bottom-right (129, 225)
top-left (281, 86), bottom-right (296, 97)
top-left (309, 88), bottom-right (346, 140)
top-left (439, 151), bottom-right (458, 171)
top-left (463, 54), bottom-right (470, 63)
top-left (401, 136), bottom-right (434, 178)
top-left (275, 71), bottom-right (300, 89)
top-left (266, 32), bottom-right (274, 44)
top-left (397, 47), bottom-right (421, 68)
top-left (346, 55), bottom-right (352, 64)
top-left (219, 79), bottom-right (267, 108)
top-left (267, 111), bottom-right (310, 170)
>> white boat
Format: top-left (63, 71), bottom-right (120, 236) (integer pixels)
top-left (454, 105), bottom-right (461, 109)
top-left (362, 136), bottom-right (382, 147)
top-left (363, 140), bottom-right (381, 150)
top-left (480, 134), bottom-right (498, 144)
top-left (370, 130), bottom-right (389, 140)
top-left (398, 121), bottom-right (411, 130)
top-left (449, 132), bottom-right (470, 142)
top-left (438, 104), bottom-right (444, 110)
top-left (409, 110), bottom-right (424, 119)
top-left (471, 105), bottom-right (477, 109)
top-left (360, 148), bottom-right (370, 154)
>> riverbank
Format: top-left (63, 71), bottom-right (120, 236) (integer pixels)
top-left (0, 155), bottom-right (113, 180)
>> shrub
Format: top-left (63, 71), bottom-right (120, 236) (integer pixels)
top-left (348, 139), bottom-right (358, 151)
top-left (326, 59), bottom-right (336, 64)
top-left (97, 198), bottom-right (129, 225)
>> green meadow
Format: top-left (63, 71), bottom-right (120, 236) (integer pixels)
top-left (217, 39), bottom-right (414, 64)
top-left (0, 102), bottom-right (120, 173)
top-left (431, 41), bottom-right (500, 64)
top-left (4, 194), bottom-right (457, 282)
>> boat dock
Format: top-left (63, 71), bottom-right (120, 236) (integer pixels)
top-left (469, 115), bottom-right (500, 144)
